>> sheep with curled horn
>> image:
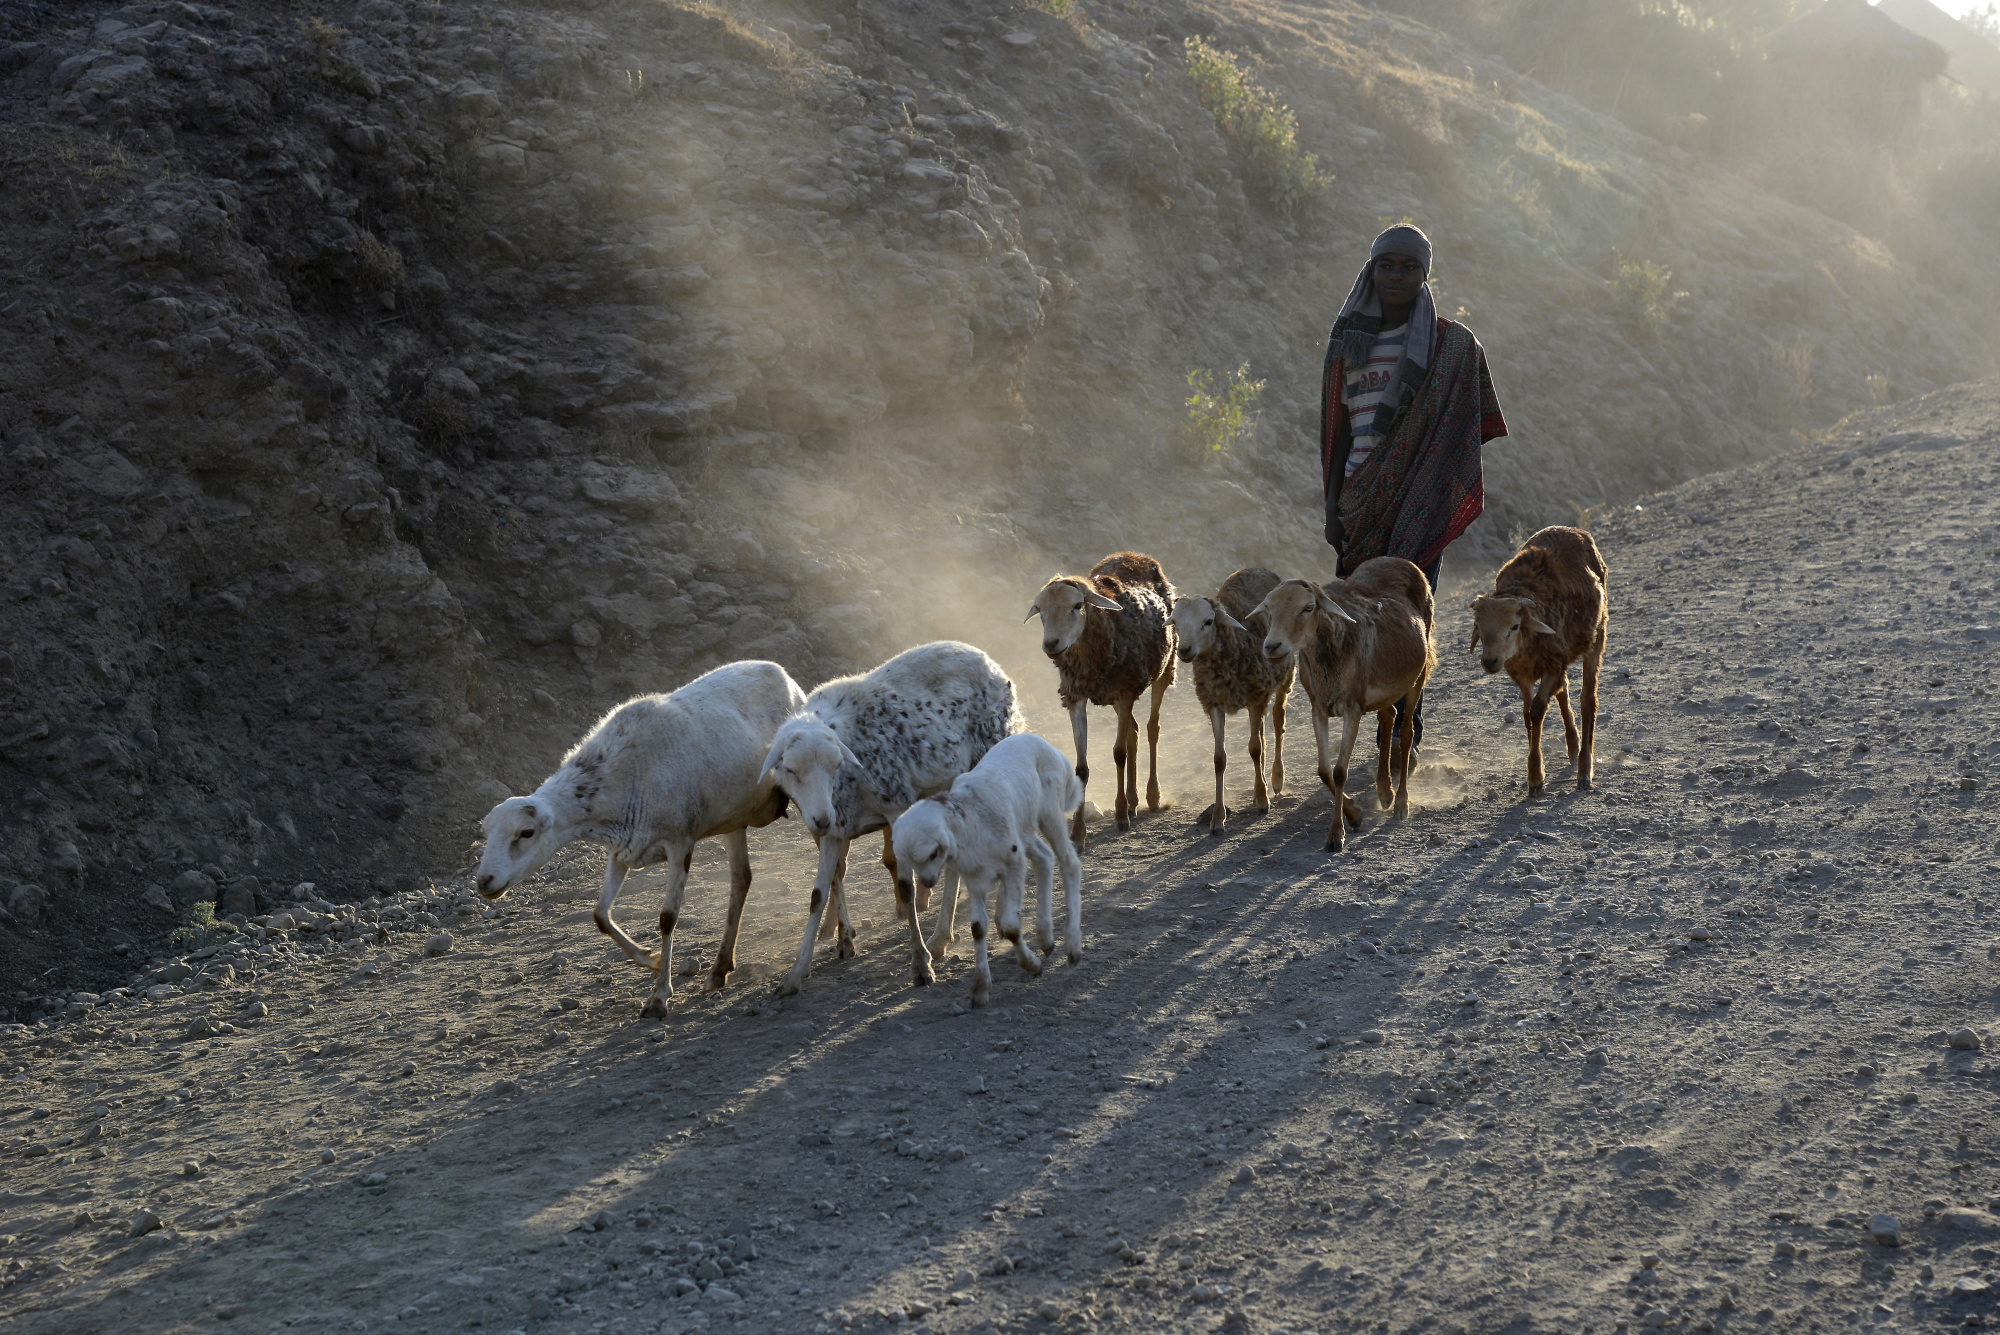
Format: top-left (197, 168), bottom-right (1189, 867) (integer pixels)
top-left (1025, 552), bottom-right (1177, 846)
top-left (1170, 567), bottom-right (1296, 836)
top-left (1249, 557), bottom-right (1435, 851)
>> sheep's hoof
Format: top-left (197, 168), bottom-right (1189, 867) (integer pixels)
top-left (1576, 773), bottom-right (1593, 790)
top-left (704, 969), bottom-right (731, 992)
top-left (926, 935), bottom-right (955, 960)
top-left (775, 976), bottom-right (805, 998)
top-left (1037, 931), bottom-right (1056, 955)
top-left (1528, 781), bottom-right (1545, 796)
top-left (639, 996), bottom-right (669, 1019)
top-left (968, 986), bottom-right (991, 1009)
top-left (1064, 945), bottom-right (1082, 966)
top-left (911, 967), bottom-right (934, 988)
top-left (836, 935), bottom-right (858, 960)
top-left (1017, 956), bottom-right (1044, 977)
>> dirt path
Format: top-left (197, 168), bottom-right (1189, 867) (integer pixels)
top-left (6, 384), bottom-right (2000, 1335)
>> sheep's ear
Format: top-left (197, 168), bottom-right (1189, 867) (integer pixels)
top-left (758, 736), bottom-right (787, 786)
top-left (1215, 606), bottom-right (1246, 633)
top-left (1467, 624), bottom-right (1481, 654)
top-left (520, 803), bottom-right (538, 819)
top-left (1024, 602), bottom-right (1042, 622)
top-left (1525, 614), bottom-right (1557, 636)
top-left (1245, 593), bottom-right (1273, 622)
top-left (1084, 589), bottom-right (1122, 611)
top-left (1315, 589), bottom-right (1359, 624)
top-left (836, 738), bottom-right (864, 770)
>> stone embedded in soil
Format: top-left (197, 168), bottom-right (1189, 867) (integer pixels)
top-left (1868, 1213), bottom-right (1901, 1246)
top-left (425, 932), bottom-right (455, 956)
top-left (1948, 1028), bottom-right (1983, 1050)
top-left (128, 1209), bottom-right (162, 1238)
top-left (1937, 1208), bottom-right (1999, 1233)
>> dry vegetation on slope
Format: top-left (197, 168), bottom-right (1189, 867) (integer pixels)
top-left (1, 0), bottom-right (1996, 1007)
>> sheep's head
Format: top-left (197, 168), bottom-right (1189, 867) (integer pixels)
top-left (760, 716), bottom-right (859, 837)
top-left (1025, 576), bottom-right (1121, 657)
top-left (477, 797), bottom-right (560, 899)
top-left (1247, 579), bottom-right (1353, 662)
top-left (890, 799), bottom-right (955, 896)
top-left (1467, 595), bottom-right (1555, 674)
top-left (1170, 596), bottom-right (1245, 663)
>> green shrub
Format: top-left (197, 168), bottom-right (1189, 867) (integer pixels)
top-left (1184, 363), bottom-right (1265, 454)
top-left (1610, 258), bottom-right (1685, 334)
top-left (169, 900), bottom-right (236, 950)
top-left (1184, 38), bottom-right (1329, 216)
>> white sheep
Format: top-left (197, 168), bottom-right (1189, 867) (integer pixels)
top-left (890, 733), bottom-right (1084, 1008)
top-left (475, 660), bottom-right (807, 1016)
top-left (760, 640), bottom-right (1022, 996)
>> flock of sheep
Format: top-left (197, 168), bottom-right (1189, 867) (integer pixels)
top-left (473, 525), bottom-right (1611, 1014)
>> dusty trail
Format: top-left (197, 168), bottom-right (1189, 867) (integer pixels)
top-left (5, 383), bottom-right (2000, 1334)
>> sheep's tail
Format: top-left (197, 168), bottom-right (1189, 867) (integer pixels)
top-left (1058, 767), bottom-right (1084, 818)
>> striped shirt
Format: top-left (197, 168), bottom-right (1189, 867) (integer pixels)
top-left (1343, 321), bottom-right (1408, 477)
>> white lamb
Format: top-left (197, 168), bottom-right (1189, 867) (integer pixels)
top-left (475, 660), bottom-right (807, 1017)
top-left (760, 640), bottom-right (1022, 996)
top-left (890, 733), bottom-right (1085, 1008)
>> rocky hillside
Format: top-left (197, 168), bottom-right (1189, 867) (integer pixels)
top-left (1, 0), bottom-right (1994, 1006)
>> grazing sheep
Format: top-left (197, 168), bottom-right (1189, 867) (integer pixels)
top-left (761, 640), bottom-right (1023, 996)
top-left (1026, 551), bottom-right (1177, 844)
top-left (1468, 525), bottom-right (1609, 792)
top-left (475, 660), bottom-right (807, 1016)
top-left (1171, 568), bottom-right (1297, 836)
top-left (890, 733), bottom-right (1085, 1007)
top-left (1250, 558), bottom-right (1436, 851)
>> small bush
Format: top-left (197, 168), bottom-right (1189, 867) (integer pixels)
top-left (1610, 258), bottom-right (1685, 334)
top-left (169, 900), bottom-right (235, 949)
top-left (354, 228), bottom-right (404, 291)
top-left (1184, 363), bottom-right (1265, 455)
top-left (403, 388), bottom-right (475, 445)
top-left (1184, 38), bottom-right (1328, 217)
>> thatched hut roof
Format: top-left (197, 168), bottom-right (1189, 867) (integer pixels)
top-left (1876, 0), bottom-right (2000, 94)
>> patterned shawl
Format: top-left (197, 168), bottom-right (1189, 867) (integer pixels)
top-left (1321, 317), bottom-right (1507, 573)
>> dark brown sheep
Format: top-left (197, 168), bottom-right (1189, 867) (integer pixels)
top-left (1027, 551), bottom-right (1177, 845)
top-left (1251, 557), bottom-right (1436, 851)
top-left (1468, 525), bottom-right (1610, 792)
top-left (1170, 567), bottom-right (1297, 836)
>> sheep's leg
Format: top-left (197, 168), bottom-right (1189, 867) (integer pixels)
top-left (999, 857), bottom-right (1045, 977)
top-left (881, 827), bottom-right (912, 920)
top-left (1208, 706), bottom-right (1229, 835)
top-left (1328, 707), bottom-right (1365, 851)
top-left (1309, 699), bottom-right (1336, 801)
top-left (831, 844), bottom-right (857, 959)
top-left (1067, 701), bottom-right (1090, 849)
top-left (591, 854), bottom-right (656, 970)
top-left (1144, 669), bottom-right (1169, 811)
top-left (1248, 700), bottom-right (1270, 815)
top-left (706, 828), bottom-right (754, 993)
top-left (781, 835), bottom-right (847, 996)
top-left (1041, 815), bottom-right (1084, 965)
top-left (1110, 699), bottom-right (1135, 831)
top-left (1522, 679), bottom-right (1549, 794)
top-left (640, 843), bottom-right (694, 1018)
top-left (892, 859), bottom-right (935, 989)
top-left (1578, 635), bottom-right (1603, 789)
top-left (925, 865), bottom-right (962, 961)
top-left (1026, 833), bottom-right (1057, 955)
top-left (1374, 710), bottom-right (1394, 810)
top-left (967, 884), bottom-right (993, 1008)
top-left (881, 827), bottom-right (929, 916)
top-left (1270, 664), bottom-right (1291, 795)
top-left (1391, 692), bottom-right (1419, 819)
top-left (1555, 676), bottom-right (1581, 762)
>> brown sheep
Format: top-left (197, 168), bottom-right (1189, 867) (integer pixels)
top-left (1170, 567), bottom-right (1297, 836)
top-left (1026, 552), bottom-right (1177, 845)
top-left (1468, 525), bottom-right (1609, 793)
top-left (1250, 557), bottom-right (1436, 851)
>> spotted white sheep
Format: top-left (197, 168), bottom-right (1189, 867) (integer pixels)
top-left (474, 660), bottom-right (806, 1017)
top-left (890, 733), bottom-right (1084, 1007)
top-left (760, 640), bottom-right (1023, 995)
